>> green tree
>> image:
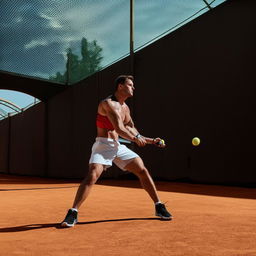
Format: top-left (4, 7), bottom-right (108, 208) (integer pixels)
top-left (80, 38), bottom-right (103, 76)
top-left (50, 37), bottom-right (103, 84)
top-left (65, 47), bottom-right (80, 83)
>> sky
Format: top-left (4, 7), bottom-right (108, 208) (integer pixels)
top-left (0, 0), bottom-right (226, 116)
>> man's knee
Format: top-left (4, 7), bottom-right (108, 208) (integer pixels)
top-left (85, 172), bottom-right (97, 185)
top-left (134, 166), bottom-right (149, 177)
top-left (125, 157), bottom-right (149, 177)
top-left (84, 167), bottom-right (102, 185)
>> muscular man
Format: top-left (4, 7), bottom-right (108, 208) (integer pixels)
top-left (61, 75), bottom-right (172, 227)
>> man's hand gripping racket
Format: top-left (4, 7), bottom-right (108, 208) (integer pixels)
top-left (153, 137), bottom-right (166, 148)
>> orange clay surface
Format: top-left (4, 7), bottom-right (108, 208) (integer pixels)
top-left (0, 174), bottom-right (256, 256)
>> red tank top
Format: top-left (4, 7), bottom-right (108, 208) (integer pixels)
top-left (96, 113), bottom-right (115, 130)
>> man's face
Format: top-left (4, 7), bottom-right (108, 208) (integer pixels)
top-left (120, 78), bottom-right (135, 97)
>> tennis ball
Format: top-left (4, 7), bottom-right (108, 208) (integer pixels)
top-left (192, 137), bottom-right (200, 146)
top-left (156, 139), bottom-right (165, 146)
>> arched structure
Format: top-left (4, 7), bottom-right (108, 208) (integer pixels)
top-left (0, 71), bottom-right (66, 102)
top-left (0, 107), bottom-right (7, 118)
top-left (0, 97), bottom-right (21, 112)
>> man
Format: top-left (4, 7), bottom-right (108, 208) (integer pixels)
top-left (61, 75), bottom-right (172, 227)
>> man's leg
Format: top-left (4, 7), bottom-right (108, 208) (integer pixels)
top-left (124, 157), bottom-right (160, 203)
top-left (61, 163), bottom-right (104, 227)
top-left (124, 157), bottom-right (172, 220)
top-left (72, 163), bottom-right (104, 209)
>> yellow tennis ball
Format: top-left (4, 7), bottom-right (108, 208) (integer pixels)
top-left (157, 139), bottom-right (165, 146)
top-left (192, 137), bottom-right (200, 146)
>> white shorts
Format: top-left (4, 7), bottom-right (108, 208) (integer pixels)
top-left (89, 137), bottom-right (139, 170)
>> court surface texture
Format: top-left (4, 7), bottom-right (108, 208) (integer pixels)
top-left (0, 174), bottom-right (255, 256)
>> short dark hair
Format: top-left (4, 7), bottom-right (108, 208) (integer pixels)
top-left (114, 75), bottom-right (134, 90)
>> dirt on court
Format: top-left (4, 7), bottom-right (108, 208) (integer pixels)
top-left (0, 174), bottom-right (256, 256)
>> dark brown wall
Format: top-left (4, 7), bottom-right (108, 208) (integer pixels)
top-left (1, 0), bottom-right (255, 185)
top-left (133, 0), bottom-right (256, 185)
top-left (47, 75), bottom-right (98, 178)
top-left (7, 104), bottom-right (46, 176)
top-left (0, 118), bottom-right (10, 173)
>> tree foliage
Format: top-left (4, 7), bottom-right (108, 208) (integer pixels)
top-left (49, 37), bottom-right (103, 84)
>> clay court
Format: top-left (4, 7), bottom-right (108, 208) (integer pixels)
top-left (1, 174), bottom-right (255, 256)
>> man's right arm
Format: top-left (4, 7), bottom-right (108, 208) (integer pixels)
top-left (102, 101), bottom-right (146, 146)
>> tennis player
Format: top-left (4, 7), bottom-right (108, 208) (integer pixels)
top-left (61, 75), bottom-right (172, 227)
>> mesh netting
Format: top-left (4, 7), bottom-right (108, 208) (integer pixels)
top-left (0, 0), bottom-right (226, 84)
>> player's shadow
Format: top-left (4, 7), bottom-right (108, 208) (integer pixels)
top-left (0, 223), bottom-right (58, 232)
top-left (0, 217), bottom-right (168, 233)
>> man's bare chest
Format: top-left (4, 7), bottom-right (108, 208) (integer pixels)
top-left (116, 105), bottom-right (128, 122)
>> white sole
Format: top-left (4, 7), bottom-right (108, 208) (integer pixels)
top-left (61, 221), bottom-right (76, 227)
top-left (155, 213), bottom-right (173, 220)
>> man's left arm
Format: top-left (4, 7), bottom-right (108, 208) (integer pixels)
top-left (125, 119), bottom-right (155, 145)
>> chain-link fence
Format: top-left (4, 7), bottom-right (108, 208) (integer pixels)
top-left (0, 0), bottom-right (226, 85)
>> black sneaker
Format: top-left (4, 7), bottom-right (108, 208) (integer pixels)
top-left (61, 209), bottom-right (78, 227)
top-left (155, 203), bottom-right (172, 220)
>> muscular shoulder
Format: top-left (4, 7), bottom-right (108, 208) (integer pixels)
top-left (98, 97), bottom-right (120, 115)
